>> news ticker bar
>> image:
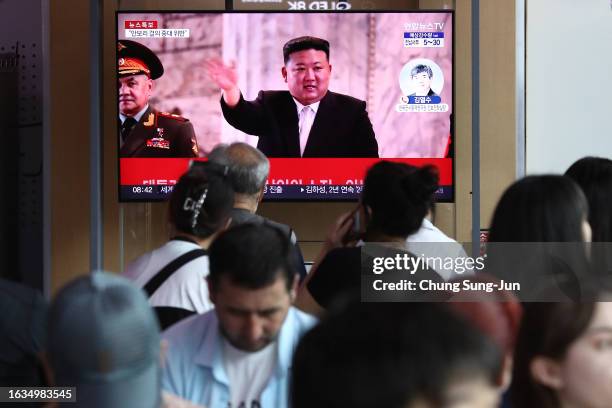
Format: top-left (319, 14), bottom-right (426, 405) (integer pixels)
top-left (120, 158), bottom-right (454, 185)
top-left (0, 387), bottom-right (76, 403)
top-left (121, 185), bottom-right (453, 201)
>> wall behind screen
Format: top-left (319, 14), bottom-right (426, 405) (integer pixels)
top-left (526, 0), bottom-right (612, 174)
top-left (104, 0), bottom-right (513, 269)
top-left (43, 0), bottom-right (522, 292)
top-left (103, 0), bottom-right (461, 273)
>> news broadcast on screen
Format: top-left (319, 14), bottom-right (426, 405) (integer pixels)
top-left (116, 9), bottom-right (454, 201)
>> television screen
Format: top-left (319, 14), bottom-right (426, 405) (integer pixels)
top-left (116, 10), bottom-right (454, 201)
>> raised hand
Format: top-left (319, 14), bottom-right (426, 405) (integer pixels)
top-left (204, 58), bottom-right (241, 107)
top-left (323, 208), bottom-right (360, 252)
top-left (204, 58), bottom-right (238, 92)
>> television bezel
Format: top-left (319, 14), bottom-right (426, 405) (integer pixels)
top-left (115, 9), bottom-right (456, 203)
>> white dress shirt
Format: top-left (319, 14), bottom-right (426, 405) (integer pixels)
top-left (292, 98), bottom-right (320, 157)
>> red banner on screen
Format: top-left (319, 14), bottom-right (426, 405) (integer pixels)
top-left (120, 158), bottom-right (453, 186)
top-left (124, 20), bottom-right (158, 29)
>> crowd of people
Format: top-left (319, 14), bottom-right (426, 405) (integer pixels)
top-left (3, 151), bottom-right (612, 408)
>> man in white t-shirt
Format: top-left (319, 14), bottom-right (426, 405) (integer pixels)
top-left (162, 224), bottom-right (316, 408)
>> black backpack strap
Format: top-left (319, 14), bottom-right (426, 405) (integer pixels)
top-left (153, 306), bottom-right (196, 331)
top-left (143, 249), bottom-right (207, 298)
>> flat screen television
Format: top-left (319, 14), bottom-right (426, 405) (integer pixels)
top-left (116, 10), bottom-right (454, 201)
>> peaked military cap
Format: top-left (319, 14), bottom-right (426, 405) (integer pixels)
top-left (117, 39), bottom-right (164, 80)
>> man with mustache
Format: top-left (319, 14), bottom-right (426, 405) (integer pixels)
top-left (206, 36), bottom-right (379, 158)
top-left (161, 224), bottom-right (316, 408)
top-left (118, 40), bottom-right (198, 158)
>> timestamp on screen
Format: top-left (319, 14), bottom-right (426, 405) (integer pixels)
top-left (132, 186), bottom-right (154, 194)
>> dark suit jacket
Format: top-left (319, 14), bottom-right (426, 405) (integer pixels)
top-left (119, 106), bottom-right (198, 158)
top-left (229, 208), bottom-right (308, 282)
top-left (221, 90), bottom-right (379, 158)
top-left (409, 88), bottom-right (438, 97)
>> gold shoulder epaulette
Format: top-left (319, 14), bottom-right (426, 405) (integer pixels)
top-left (158, 112), bottom-right (189, 122)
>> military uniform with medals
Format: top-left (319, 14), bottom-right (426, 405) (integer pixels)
top-left (118, 40), bottom-right (198, 158)
top-left (120, 106), bottom-right (198, 157)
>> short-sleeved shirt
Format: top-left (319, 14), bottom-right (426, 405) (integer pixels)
top-left (161, 307), bottom-right (317, 408)
top-left (123, 238), bottom-right (212, 313)
top-left (307, 245), bottom-right (445, 309)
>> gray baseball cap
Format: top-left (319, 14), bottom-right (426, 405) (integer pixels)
top-left (48, 271), bottom-right (161, 408)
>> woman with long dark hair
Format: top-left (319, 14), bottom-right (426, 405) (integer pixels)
top-left (488, 175), bottom-right (590, 243)
top-left (566, 157), bottom-right (612, 284)
top-left (486, 175), bottom-right (592, 301)
top-left (295, 161), bottom-right (443, 316)
top-left (123, 163), bottom-right (234, 329)
top-left (565, 157), bottom-right (612, 243)
top-left (511, 295), bottom-right (612, 408)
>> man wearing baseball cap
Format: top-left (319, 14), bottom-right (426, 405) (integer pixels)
top-left (46, 272), bottom-right (205, 408)
top-left (118, 40), bottom-right (198, 158)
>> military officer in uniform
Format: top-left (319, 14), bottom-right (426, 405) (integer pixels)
top-left (118, 40), bottom-right (198, 158)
